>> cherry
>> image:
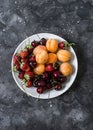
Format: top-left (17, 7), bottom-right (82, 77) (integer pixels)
top-left (37, 87), bottom-right (43, 94)
top-left (42, 72), bottom-right (49, 79)
top-left (18, 72), bottom-right (24, 79)
top-left (54, 83), bottom-right (62, 90)
top-left (40, 38), bottom-right (47, 45)
top-left (29, 61), bottom-right (37, 68)
top-left (53, 62), bottom-right (59, 70)
top-left (59, 76), bottom-right (67, 83)
top-left (28, 48), bottom-right (33, 54)
top-left (46, 84), bottom-right (52, 89)
top-left (33, 79), bottom-right (38, 87)
top-left (58, 42), bottom-right (65, 49)
top-left (29, 55), bottom-right (36, 62)
top-left (53, 71), bottom-right (60, 78)
top-left (31, 41), bottom-right (39, 48)
top-left (38, 80), bottom-right (46, 87)
top-left (45, 63), bottom-right (54, 72)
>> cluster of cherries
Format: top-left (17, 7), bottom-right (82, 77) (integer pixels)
top-left (13, 38), bottom-right (67, 94)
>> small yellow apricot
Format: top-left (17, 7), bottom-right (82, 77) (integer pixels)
top-left (33, 45), bottom-right (47, 56)
top-left (48, 53), bottom-right (57, 63)
top-left (36, 50), bottom-right (48, 64)
top-left (57, 50), bottom-right (71, 62)
top-left (46, 39), bottom-right (58, 52)
top-left (60, 62), bottom-right (73, 76)
top-left (34, 64), bottom-right (45, 75)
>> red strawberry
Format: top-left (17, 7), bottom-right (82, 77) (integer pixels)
top-left (26, 80), bottom-right (32, 87)
top-left (20, 48), bottom-right (28, 58)
top-left (15, 62), bottom-right (21, 71)
top-left (24, 71), bottom-right (34, 80)
top-left (26, 44), bottom-right (33, 54)
top-left (45, 63), bottom-right (54, 72)
top-left (21, 58), bottom-right (29, 64)
top-left (13, 53), bottom-right (21, 65)
top-left (18, 71), bottom-right (25, 79)
top-left (20, 62), bottom-right (30, 72)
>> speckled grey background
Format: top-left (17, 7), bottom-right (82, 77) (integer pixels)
top-left (0, 0), bottom-right (93, 130)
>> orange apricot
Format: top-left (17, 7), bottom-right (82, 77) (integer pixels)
top-left (46, 39), bottom-right (58, 52)
top-left (57, 50), bottom-right (71, 62)
top-left (48, 53), bottom-right (57, 63)
top-left (36, 50), bottom-right (48, 64)
top-left (60, 62), bottom-right (73, 76)
top-left (33, 45), bottom-right (47, 56)
top-left (34, 64), bottom-right (45, 75)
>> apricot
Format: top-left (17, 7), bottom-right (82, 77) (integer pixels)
top-left (46, 39), bottom-right (58, 52)
top-left (36, 50), bottom-right (48, 64)
top-left (57, 50), bottom-right (71, 62)
top-left (33, 45), bottom-right (47, 56)
top-left (60, 63), bottom-right (73, 76)
top-left (34, 64), bottom-right (45, 75)
top-left (48, 53), bottom-right (57, 63)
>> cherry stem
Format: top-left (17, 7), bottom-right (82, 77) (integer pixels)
top-left (36, 94), bottom-right (40, 101)
top-left (21, 83), bottom-right (29, 96)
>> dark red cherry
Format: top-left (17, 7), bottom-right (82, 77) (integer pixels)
top-left (29, 55), bottom-right (36, 62)
top-left (37, 87), bottom-right (43, 94)
top-left (53, 71), bottom-right (60, 78)
top-left (42, 72), bottom-right (49, 79)
top-left (40, 38), bottom-right (47, 45)
top-left (54, 83), bottom-right (62, 90)
top-left (59, 77), bottom-right (67, 83)
top-left (31, 41), bottom-right (39, 48)
top-left (45, 63), bottom-right (54, 72)
top-left (38, 80), bottom-right (46, 87)
top-left (58, 42), bottom-right (65, 49)
top-left (29, 61), bottom-right (37, 68)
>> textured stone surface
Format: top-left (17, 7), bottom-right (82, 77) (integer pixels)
top-left (0, 0), bottom-right (93, 130)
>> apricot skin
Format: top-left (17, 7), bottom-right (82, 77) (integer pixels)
top-left (36, 50), bottom-right (48, 64)
top-left (46, 39), bottom-right (58, 52)
top-left (48, 53), bottom-right (57, 63)
top-left (33, 45), bottom-right (47, 56)
top-left (60, 62), bottom-right (73, 76)
top-left (34, 64), bottom-right (45, 75)
top-left (57, 50), bottom-right (71, 62)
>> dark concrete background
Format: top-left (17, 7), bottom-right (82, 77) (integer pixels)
top-left (0, 0), bottom-right (93, 130)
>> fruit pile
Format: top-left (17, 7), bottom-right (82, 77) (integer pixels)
top-left (13, 38), bottom-right (73, 94)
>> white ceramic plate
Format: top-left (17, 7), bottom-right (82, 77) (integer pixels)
top-left (11, 33), bottom-right (78, 99)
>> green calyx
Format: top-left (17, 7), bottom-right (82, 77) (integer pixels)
top-left (13, 66), bottom-right (17, 72)
top-left (25, 44), bottom-right (32, 49)
top-left (64, 41), bottom-right (76, 49)
top-left (24, 74), bottom-right (30, 80)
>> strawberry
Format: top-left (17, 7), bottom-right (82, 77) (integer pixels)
top-left (20, 62), bottom-right (30, 72)
top-left (20, 48), bottom-right (28, 58)
top-left (45, 63), bottom-right (54, 72)
top-left (14, 62), bottom-right (21, 71)
top-left (21, 58), bottom-right (29, 64)
top-left (26, 44), bottom-right (33, 54)
top-left (24, 71), bottom-right (34, 80)
top-left (26, 80), bottom-right (32, 87)
top-left (13, 53), bottom-right (21, 65)
top-left (18, 71), bottom-right (25, 79)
